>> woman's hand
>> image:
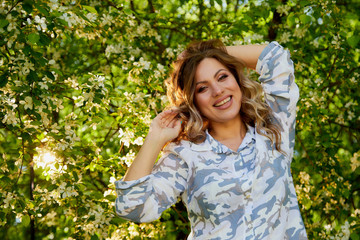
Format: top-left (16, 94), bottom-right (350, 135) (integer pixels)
top-left (148, 109), bottom-right (182, 146)
top-left (123, 109), bottom-right (182, 181)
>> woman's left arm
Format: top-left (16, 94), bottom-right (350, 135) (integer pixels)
top-left (226, 44), bottom-right (267, 69)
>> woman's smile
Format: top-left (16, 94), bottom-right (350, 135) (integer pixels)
top-left (213, 95), bottom-right (232, 108)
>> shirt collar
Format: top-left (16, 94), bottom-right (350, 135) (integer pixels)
top-left (190, 125), bottom-right (256, 154)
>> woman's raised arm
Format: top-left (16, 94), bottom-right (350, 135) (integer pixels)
top-left (122, 110), bottom-right (182, 181)
top-left (226, 44), bottom-right (267, 70)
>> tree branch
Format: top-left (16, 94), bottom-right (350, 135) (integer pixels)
top-left (328, 120), bottom-right (360, 131)
top-left (147, 0), bottom-right (155, 13)
top-left (296, 133), bottom-right (315, 167)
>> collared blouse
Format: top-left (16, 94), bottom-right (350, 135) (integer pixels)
top-left (115, 42), bottom-right (308, 239)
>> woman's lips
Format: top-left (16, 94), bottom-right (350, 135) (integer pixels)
top-left (213, 96), bottom-right (232, 108)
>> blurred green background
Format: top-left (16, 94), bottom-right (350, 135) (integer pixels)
top-left (0, 0), bottom-right (359, 239)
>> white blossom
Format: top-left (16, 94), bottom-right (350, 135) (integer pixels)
top-left (6, 14), bottom-right (17, 31)
top-left (86, 13), bottom-right (97, 22)
top-left (100, 14), bottom-right (113, 27)
top-left (58, 182), bottom-right (78, 198)
top-left (38, 81), bottom-right (48, 90)
top-left (133, 136), bottom-right (143, 145)
top-left (279, 32), bottom-right (291, 43)
top-left (19, 96), bottom-right (33, 110)
top-left (294, 27), bottom-right (306, 38)
top-left (19, 59), bottom-right (35, 76)
top-left (47, 0), bottom-right (60, 11)
top-left (276, 5), bottom-right (291, 16)
top-left (34, 15), bottom-right (47, 31)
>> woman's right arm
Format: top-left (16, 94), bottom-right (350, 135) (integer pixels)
top-left (115, 110), bottom-right (187, 222)
top-left (122, 110), bottom-right (182, 181)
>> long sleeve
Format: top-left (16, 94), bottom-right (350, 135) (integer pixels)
top-left (114, 144), bottom-right (188, 222)
top-left (256, 41), bottom-right (299, 157)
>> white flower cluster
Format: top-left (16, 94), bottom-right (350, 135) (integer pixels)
top-left (118, 128), bottom-right (134, 148)
top-left (276, 5), bottom-right (291, 16)
top-left (331, 35), bottom-right (342, 49)
top-left (279, 32), bottom-right (291, 44)
top-left (88, 74), bottom-right (107, 93)
top-left (19, 96), bottom-right (33, 110)
top-left (100, 13), bottom-right (113, 27)
top-left (133, 57), bottom-right (151, 70)
top-left (2, 191), bottom-right (17, 209)
top-left (59, 12), bottom-right (85, 28)
top-left (154, 63), bottom-right (166, 80)
top-left (41, 211), bottom-right (57, 226)
top-left (243, 33), bottom-right (263, 43)
top-left (350, 151), bottom-right (360, 171)
top-left (82, 204), bottom-right (112, 239)
top-left (2, 109), bottom-right (18, 125)
top-left (10, 54), bottom-right (35, 76)
top-left (294, 26), bottom-right (306, 38)
top-left (34, 15), bottom-right (47, 31)
top-left (119, 150), bottom-right (136, 167)
top-left (58, 182), bottom-right (78, 199)
top-left (328, 221), bottom-right (351, 240)
top-left (47, 0), bottom-right (60, 12)
top-left (105, 43), bottom-right (124, 58)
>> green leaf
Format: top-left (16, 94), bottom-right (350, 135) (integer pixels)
top-left (351, 233), bottom-right (360, 240)
top-left (45, 71), bottom-right (55, 80)
top-left (215, 0), bottom-right (222, 6)
top-left (287, 13), bottom-right (296, 27)
top-left (27, 70), bottom-right (39, 82)
top-left (347, 35), bottom-right (360, 48)
top-left (35, 3), bottom-right (49, 16)
top-left (37, 57), bottom-right (48, 67)
top-left (300, 0), bottom-right (310, 7)
top-left (28, 33), bottom-right (40, 44)
top-left (50, 68), bottom-right (63, 76)
top-left (124, 8), bottom-right (133, 15)
top-left (39, 33), bottom-right (51, 46)
top-left (83, 5), bottom-right (98, 14)
top-left (22, 215), bottom-right (31, 226)
top-left (22, 2), bottom-right (33, 14)
top-left (73, 171), bottom-right (79, 182)
top-left (0, 19), bottom-right (9, 28)
top-left (0, 175), bottom-right (11, 184)
top-left (0, 71), bottom-right (9, 88)
top-left (300, 14), bottom-right (312, 24)
top-left (24, 154), bottom-right (31, 161)
top-left (21, 132), bottom-right (31, 141)
top-left (23, 44), bottom-right (31, 55)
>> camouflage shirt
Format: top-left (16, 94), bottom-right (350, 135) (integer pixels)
top-left (115, 42), bottom-right (308, 239)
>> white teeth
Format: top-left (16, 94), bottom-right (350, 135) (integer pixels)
top-left (214, 97), bottom-right (231, 107)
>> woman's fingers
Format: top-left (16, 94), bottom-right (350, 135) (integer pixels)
top-left (159, 110), bottom-right (179, 128)
top-left (163, 114), bottom-right (179, 128)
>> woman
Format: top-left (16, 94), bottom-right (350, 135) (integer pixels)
top-left (115, 40), bottom-right (308, 239)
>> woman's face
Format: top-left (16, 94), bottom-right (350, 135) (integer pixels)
top-left (194, 58), bottom-right (242, 124)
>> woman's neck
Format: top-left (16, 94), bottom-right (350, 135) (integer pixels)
top-left (208, 115), bottom-right (247, 151)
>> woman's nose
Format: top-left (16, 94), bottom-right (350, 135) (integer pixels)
top-left (212, 83), bottom-right (224, 97)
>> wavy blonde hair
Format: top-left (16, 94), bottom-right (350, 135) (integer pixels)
top-left (165, 39), bottom-right (282, 152)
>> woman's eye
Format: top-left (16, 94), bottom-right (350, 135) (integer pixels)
top-left (218, 74), bottom-right (228, 81)
top-left (197, 86), bottom-right (206, 93)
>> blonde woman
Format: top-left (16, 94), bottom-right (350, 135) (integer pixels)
top-left (115, 40), bottom-right (307, 239)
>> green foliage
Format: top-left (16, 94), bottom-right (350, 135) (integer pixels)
top-left (0, 0), bottom-right (359, 239)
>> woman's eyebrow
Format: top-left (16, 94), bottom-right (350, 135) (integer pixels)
top-left (214, 69), bottom-right (226, 78)
top-left (196, 69), bottom-right (227, 85)
top-left (195, 80), bottom-right (207, 85)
